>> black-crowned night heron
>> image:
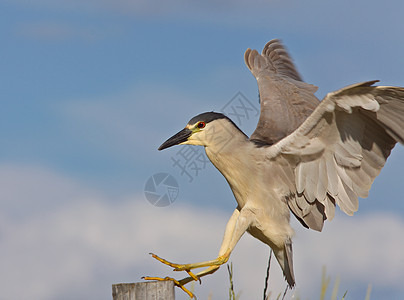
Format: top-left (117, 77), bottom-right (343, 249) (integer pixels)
top-left (144, 39), bottom-right (404, 297)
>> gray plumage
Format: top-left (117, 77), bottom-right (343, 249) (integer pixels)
top-left (157, 39), bottom-right (404, 289)
top-left (245, 39), bottom-right (320, 145)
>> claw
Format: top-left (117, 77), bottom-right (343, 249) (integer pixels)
top-left (149, 253), bottom-right (180, 268)
top-left (142, 276), bottom-right (195, 299)
top-left (186, 270), bottom-right (201, 284)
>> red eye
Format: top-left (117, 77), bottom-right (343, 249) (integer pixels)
top-left (197, 122), bottom-right (206, 129)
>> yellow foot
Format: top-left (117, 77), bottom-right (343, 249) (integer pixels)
top-left (142, 276), bottom-right (195, 299)
top-left (149, 252), bottom-right (229, 271)
top-left (149, 253), bottom-right (200, 282)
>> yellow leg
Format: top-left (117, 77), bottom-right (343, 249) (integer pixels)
top-left (149, 250), bottom-right (230, 271)
top-left (178, 265), bottom-right (220, 285)
top-left (143, 207), bottom-right (253, 298)
top-left (143, 250), bottom-right (231, 298)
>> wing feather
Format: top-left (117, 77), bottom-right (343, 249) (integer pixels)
top-left (295, 163), bottom-right (306, 194)
top-left (245, 39), bottom-right (320, 145)
top-left (316, 158), bottom-right (328, 202)
top-left (324, 195), bottom-right (336, 220)
top-left (262, 39), bottom-right (303, 81)
top-left (267, 81), bottom-right (404, 231)
top-left (325, 153), bottom-right (339, 197)
top-left (302, 161), bottom-right (320, 203)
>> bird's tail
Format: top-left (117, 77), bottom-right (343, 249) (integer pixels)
top-left (274, 240), bottom-right (295, 288)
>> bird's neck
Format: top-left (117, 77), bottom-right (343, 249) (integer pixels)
top-left (204, 123), bottom-right (248, 163)
top-left (204, 129), bottom-right (253, 208)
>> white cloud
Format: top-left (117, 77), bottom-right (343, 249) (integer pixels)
top-left (293, 213), bottom-right (404, 296)
top-left (1, 165), bottom-right (404, 299)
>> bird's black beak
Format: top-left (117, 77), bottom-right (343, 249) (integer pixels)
top-left (158, 128), bottom-right (193, 151)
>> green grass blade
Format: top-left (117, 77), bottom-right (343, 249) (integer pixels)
top-left (365, 284), bottom-right (372, 300)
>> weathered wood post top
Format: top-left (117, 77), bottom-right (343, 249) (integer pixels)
top-left (112, 281), bottom-right (175, 300)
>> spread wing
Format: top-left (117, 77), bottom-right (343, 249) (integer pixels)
top-left (265, 80), bottom-right (404, 231)
top-left (245, 39), bottom-right (320, 145)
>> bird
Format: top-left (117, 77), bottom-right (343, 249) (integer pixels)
top-left (144, 39), bottom-right (404, 296)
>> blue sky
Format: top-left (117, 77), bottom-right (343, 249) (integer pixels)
top-left (1, 1), bottom-right (404, 299)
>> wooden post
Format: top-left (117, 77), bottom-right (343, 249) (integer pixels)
top-left (112, 281), bottom-right (175, 300)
